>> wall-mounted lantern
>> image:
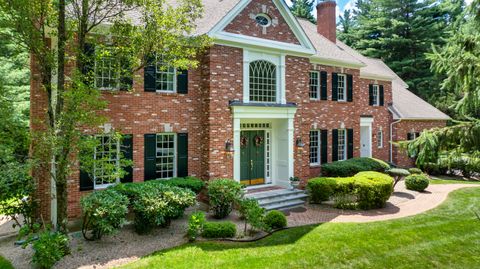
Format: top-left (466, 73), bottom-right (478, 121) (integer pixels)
top-left (225, 139), bottom-right (234, 153)
top-left (296, 138), bottom-right (305, 148)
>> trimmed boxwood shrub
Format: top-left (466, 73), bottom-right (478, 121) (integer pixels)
top-left (321, 157), bottom-right (390, 177)
top-left (306, 177), bottom-right (336, 203)
top-left (264, 210), bottom-right (287, 230)
top-left (202, 221), bottom-right (237, 238)
top-left (408, 168), bottom-right (423, 174)
top-left (80, 189), bottom-right (129, 240)
top-left (405, 174), bottom-right (430, 192)
top-left (151, 176), bottom-right (205, 194)
top-left (307, 172), bottom-right (394, 210)
top-left (207, 179), bottom-right (244, 219)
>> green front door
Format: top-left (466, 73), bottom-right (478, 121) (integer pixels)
top-left (240, 130), bottom-right (265, 186)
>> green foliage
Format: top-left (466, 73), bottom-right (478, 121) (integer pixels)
top-left (321, 157), bottom-right (390, 177)
top-left (153, 177), bottom-right (205, 194)
top-left (80, 189), bottom-right (129, 240)
top-left (31, 231), bottom-right (69, 269)
top-left (187, 212), bottom-right (206, 242)
top-left (289, 0), bottom-right (316, 23)
top-left (409, 168), bottom-right (423, 174)
top-left (207, 179), bottom-right (244, 219)
top-left (337, 9), bottom-right (356, 46)
top-left (307, 177), bottom-right (336, 203)
top-left (0, 162), bottom-right (36, 228)
top-left (0, 255), bottom-right (13, 269)
top-left (201, 221), bottom-right (237, 239)
top-left (264, 210), bottom-right (287, 231)
top-left (112, 182), bottom-right (196, 234)
top-left (405, 174), bottom-right (430, 192)
top-left (308, 172), bottom-right (394, 210)
top-left (387, 168), bottom-right (411, 187)
top-left (238, 198), bottom-right (266, 233)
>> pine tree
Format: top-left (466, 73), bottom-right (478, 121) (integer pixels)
top-left (290, 0), bottom-right (316, 23)
top-left (337, 9), bottom-right (356, 46)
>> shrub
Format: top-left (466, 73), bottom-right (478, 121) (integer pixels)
top-left (409, 168), bottom-right (423, 174)
top-left (387, 168), bottom-right (410, 187)
top-left (321, 157), bottom-right (390, 177)
top-left (80, 189), bottom-right (129, 240)
top-left (151, 177), bottom-right (205, 194)
top-left (31, 231), bottom-right (69, 269)
top-left (264, 210), bottom-right (287, 230)
top-left (306, 178), bottom-right (336, 203)
top-left (201, 221), bottom-right (237, 238)
top-left (207, 179), bottom-right (244, 219)
top-left (405, 174), bottom-right (430, 192)
top-left (187, 212), bottom-right (206, 242)
top-left (238, 198), bottom-right (265, 233)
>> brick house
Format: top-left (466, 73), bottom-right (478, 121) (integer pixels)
top-left (31, 0), bottom-right (450, 219)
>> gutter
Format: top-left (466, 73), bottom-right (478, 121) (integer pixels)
top-left (390, 119), bottom-right (402, 164)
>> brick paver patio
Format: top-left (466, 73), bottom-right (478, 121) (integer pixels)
top-left (285, 182), bottom-right (477, 226)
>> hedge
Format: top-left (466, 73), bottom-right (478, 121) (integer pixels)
top-left (307, 171), bottom-right (394, 210)
top-left (405, 174), bottom-right (430, 192)
top-left (201, 221), bottom-right (237, 238)
top-left (321, 157), bottom-right (390, 177)
top-left (152, 177), bottom-right (205, 193)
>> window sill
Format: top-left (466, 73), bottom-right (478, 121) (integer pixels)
top-left (309, 164), bottom-right (321, 168)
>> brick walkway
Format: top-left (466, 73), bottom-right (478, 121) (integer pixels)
top-left (285, 182), bottom-right (477, 226)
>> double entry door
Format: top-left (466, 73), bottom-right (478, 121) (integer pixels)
top-left (240, 130), bottom-right (265, 186)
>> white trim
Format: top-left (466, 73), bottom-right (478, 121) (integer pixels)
top-left (337, 129), bottom-right (347, 161)
top-left (93, 135), bottom-right (121, 190)
top-left (155, 133), bottom-right (177, 179)
top-left (309, 130), bottom-right (321, 166)
top-left (360, 73), bottom-right (394, 81)
top-left (372, 84), bottom-right (379, 106)
top-left (310, 57), bottom-right (366, 69)
top-left (377, 129), bottom-right (384, 149)
top-left (309, 71), bottom-right (320, 100)
top-left (360, 117), bottom-right (373, 158)
top-left (337, 74), bottom-right (347, 102)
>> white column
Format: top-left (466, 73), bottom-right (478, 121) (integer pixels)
top-left (233, 117), bottom-right (241, 181)
top-left (279, 54), bottom-right (286, 104)
top-left (243, 50), bottom-right (250, 103)
top-left (287, 116), bottom-right (295, 179)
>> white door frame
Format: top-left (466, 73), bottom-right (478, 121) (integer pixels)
top-left (360, 117), bottom-right (374, 158)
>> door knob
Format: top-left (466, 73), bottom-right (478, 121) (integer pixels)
top-left (250, 160), bottom-right (253, 171)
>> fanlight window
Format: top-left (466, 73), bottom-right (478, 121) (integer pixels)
top-left (249, 60), bottom-right (277, 103)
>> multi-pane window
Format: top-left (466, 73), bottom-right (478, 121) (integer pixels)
top-left (372, 84), bottom-right (379, 106)
top-left (156, 56), bottom-right (176, 92)
top-left (93, 135), bottom-right (120, 189)
top-left (309, 71), bottom-right (320, 100)
top-left (249, 60), bottom-right (277, 103)
top-left (309, 130), bottom-right (320, 165)
top-left (407, 132), bottom-right (421, 140)
top-left (338, 129), bottom-right (347, 161)
top-left (337, 74), bottom-right (347, 101)
top-left (156, 133), bottom-right (176, 179)
top-left (377, 130), bottom-right (383, 148)
top-left (95, 49), bottom-right (120, 90)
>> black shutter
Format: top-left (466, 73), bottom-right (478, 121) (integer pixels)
top-left (347, 74), bottom-right (353, 102)
top-left (177, 133), bottom-right (188, 177)
top-left (332, 129), bottom-right (338, 162)
top-left (407, 133), bottom-right (413, 140)
top-left (83, 43), bottom-right (95, 85)
top-left (320, 71), bottom-right (328, 100)
top-left (320, 129), bottom-right (328, 164)
top-left (369, 85), bottom-right (374, 106)
top-left (332, 73), bottom-right (338, 101)
top-left (379, 85), bottom-right (384, 106)
top-left (79, 168), bottom-right (93, 191)
top-left (120, 135), bottom-right (133, 183)
top-left (415, 132), bottom-right (420, 138)
top-left (177, 70), bottom-right (188, 94)
top-left (144, 55), bottom-right (156, 92)
top-left (144, 134), bottom-right (157, 181)
top-left (347, 129), bottom-right (354, 159)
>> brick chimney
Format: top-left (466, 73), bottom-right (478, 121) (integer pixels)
top-left (316, 0), bottom-right (337, 43)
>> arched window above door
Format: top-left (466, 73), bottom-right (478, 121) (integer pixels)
top-left (249, 60), bottom-right (277, 103)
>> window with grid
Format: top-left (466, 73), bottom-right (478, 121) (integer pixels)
top-left (337, 74), bottom-right (347, 101)
top-left (156, 133), bottom-right (176, 179)
top-left (95, 49), bottom-right (120, 90)
top-left (373, 84), bottom-right (379, 106)
top-left (310, 130), bottom-right (320, 165)
top-left (377, 130), bottom-right (383, 148)
top-left (156, 56), bottom-right (176, 92)
top-left (93, 135), bottom-right (120, 188)
top-left (309, 71), bottom-right (320, 99)
top-left (338, 129), bottom-right (347, 161)
top-left (249, 60), bottom-right (277, 102)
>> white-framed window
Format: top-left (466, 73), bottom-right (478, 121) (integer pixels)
top-left (95, 49), bottom-right (120, 90)
top-left (377, 130), bottom-right (383, 148)
top-left (338, 129), bottom-right (347, 161)
top-left (372, 84), bottom-right (379, 106)
top-left (93, 135), bottom-right (120, 189)
top-left (156, 133), bottom-right (176, 179)
top-left (337, 74), bottom-right (347, 101)
top-left (249, 60), bottom-right (277, 103)
top-left (309, 71), bottom-right (320, 100)
top-left (155, 55), bottom-right (177, 92)
top-left (309, 130), bottom-right (320, 165)
top-left (408, 132), bottom-right (421, 140)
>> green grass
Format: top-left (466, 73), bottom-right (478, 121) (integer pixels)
top-left (0, 256), bottom-right (14, 269)
top-left (120, 187), bottom-right (480, 269)
top-left (429, 175), bottom-right (480, 185)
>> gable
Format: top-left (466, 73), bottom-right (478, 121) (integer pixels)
top-left (223, 0), bottom-right (300, 45)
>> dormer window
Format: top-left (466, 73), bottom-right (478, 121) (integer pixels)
top-left (249, 60), bottom-right (277, 103)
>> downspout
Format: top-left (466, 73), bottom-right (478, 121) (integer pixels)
top-left (390, 119), bottom-right (402, 164)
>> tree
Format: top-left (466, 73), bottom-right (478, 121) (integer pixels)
top-left (290, 0), bottom-right (316, 23)
top-left (0, 0), bottom-right (211, 233)
top-left (337, 9), bottom-right (356, 46)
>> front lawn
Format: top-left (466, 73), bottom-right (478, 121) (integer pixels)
top-left (429, 175), bottom-right (480, 185)
top-left (120, 187), bottom-right (480, 269)
top-left (0, 256), bottom-right (13, 269)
